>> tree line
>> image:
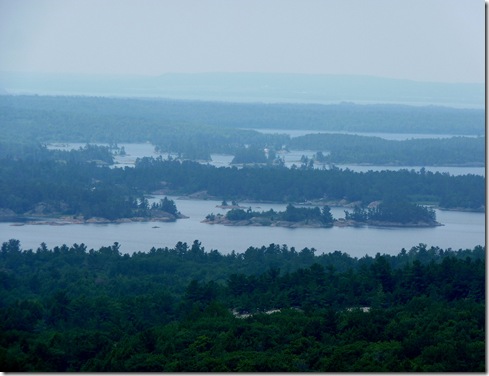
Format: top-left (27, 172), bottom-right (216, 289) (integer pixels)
top-left (132, 157), bottom-right (484, 210)
top-left (289, 133), bottom-right (484, 166)
top-left (0, 240), bottom-right (484, 371)
top-left (0, 95), bottom-right (484, 166)
top-left (1, 95), bottom-right (483, 137)
top-left (209, 204), bottom-right (334, 227)
top-left (344, 198), bottom-right (437, 225)
top-left (208, 200), bottom-right (437, 227)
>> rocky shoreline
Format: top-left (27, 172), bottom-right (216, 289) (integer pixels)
top-left (334, 218), bottom-right (443, 228)
top-left (4, 213), bottom-right (188, 226)
top-left (202, 215), bottom-right (333, 228)
top-left (152, 190), bottom-right (482, 213)
top-left (202, 215), bottom-right (443, 228)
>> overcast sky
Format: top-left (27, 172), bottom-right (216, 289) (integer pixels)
top-left (0, 0), bottom-right (484, 83)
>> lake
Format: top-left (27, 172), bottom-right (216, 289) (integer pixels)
top-left (0, 196), bottom-right (484, 258)
top-left (23, 142), bottom-right (485, 257)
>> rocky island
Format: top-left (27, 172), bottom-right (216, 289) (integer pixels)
top-left (203, 204), bottom-right (335, 228)
top-left (203, 200), bottom-right (442, 229)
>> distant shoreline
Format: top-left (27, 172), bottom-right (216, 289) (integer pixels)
top-left (0, 73), bottom-right (484, 109)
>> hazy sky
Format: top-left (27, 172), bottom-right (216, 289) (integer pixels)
top-left (0, 0), bottom-right (484, 83)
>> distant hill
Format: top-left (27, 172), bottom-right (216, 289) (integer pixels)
top-left (0, 72), bottom-right (483, 108)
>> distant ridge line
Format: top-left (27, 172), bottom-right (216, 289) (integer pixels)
top-left (0, 72), bottom-right (483, 108)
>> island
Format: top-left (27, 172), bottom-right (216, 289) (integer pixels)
top-left (203, 200), bottom-right (442, 228)
top-left (203, 204), bottom-right (334, 228)
top-left (341, 199), bottom-right (442, 227)
top-left (215, 200), bottom-right (247, 210)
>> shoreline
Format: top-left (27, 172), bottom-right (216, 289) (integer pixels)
top-left (4, 213), bottom-right (189, 226)
top-left (202, 216), bottom-right (443, 229)
top-left (333, 219), bottom-right (443, 228)
top-left (164, 192), bottom-right (483, 213)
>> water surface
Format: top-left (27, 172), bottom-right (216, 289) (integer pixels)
top-left (1, 196), bottom-right (484, 258)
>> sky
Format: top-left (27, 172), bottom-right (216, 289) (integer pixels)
top-left (0, 0), bottom-right (484, 83)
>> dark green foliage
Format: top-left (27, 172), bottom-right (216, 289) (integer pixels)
top-left (0, 94), bottom-right (484, 372)
top-left (0, 95), bottom-right (483, 142)
top-left (0, 154), bottom-right (184, 221)
top-left (0, 240), bottom-right (484, 371)
top-left (0, 153), bottom-right (484, 223)
top-left (282, 204), bottom-right (334, 225)
top-left (0, 95), bottom-right (484, 167)
top-left (128, 158), bottom-right (484, 210)
top-left (0, 141), bottom-right (114, 164)
top-left (151, 197), bottom-right (178, 216)
top-left (226, 208), bottom-right (252, 221)
top-left (290, 133), bottom-right (485, 166)
top-left (231, 145), bottom-right (268, 164)
top-left (0, 95), bottom-right (290, 158)
top-left (223, 204), bottom-right (334, 226)
top-left (345, 199), bottom-right (437, 224)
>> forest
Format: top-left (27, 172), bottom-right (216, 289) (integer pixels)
top-left (205, 200), bottom-right (439, 228)
top-left (343, 198), bottom-right (438, 226)
top-left (289, 133), bottom-right (484, 166)
top-left (1, 95), bottom-right (483, 136)
top-left (0, 240), bottom-right (484, 371)
top-left (0, 146), bottom-right (484, 225)
top-left (0, 94), bottom-right (485, 371)
top-left (0, 95), bottom-right (484, 165)
top-left (205, 204), bottom-right (335, 228)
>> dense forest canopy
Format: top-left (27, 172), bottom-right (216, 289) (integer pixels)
top-left (0, 95), bottom-right (484, 135)
top-left (206, 204), bottom-right (335, 227)
top-left (0, 147), bottom-right (484, 224)
top-left (0, 95), bottom-right (484, 166)
top-left (0, 93), bottom-right (485, 372)
top-left (344, 199), bottom-right (437, 225)
top-left (206, 201), bottom-right (439, 228)
top-left (131, 157), bottom-right (484, 210)
top-left (0, 240), bottom-right (484, 371)
top-left (290, 133), bottom-right (485, 166)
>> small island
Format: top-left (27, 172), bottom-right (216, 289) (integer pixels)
top-left (215, 200), bottom-right (246, 210)
top-left (203, 204), bottom-right (335, 228)
top-left (203, 200), bottom-right (442, 228)
top-left (341, 199), bottom-right (442, 228)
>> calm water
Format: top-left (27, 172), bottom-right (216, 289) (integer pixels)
top-left (0, 196), bottom-right (484, 258)
top-left (27, 143), bottom-right (485, 257)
